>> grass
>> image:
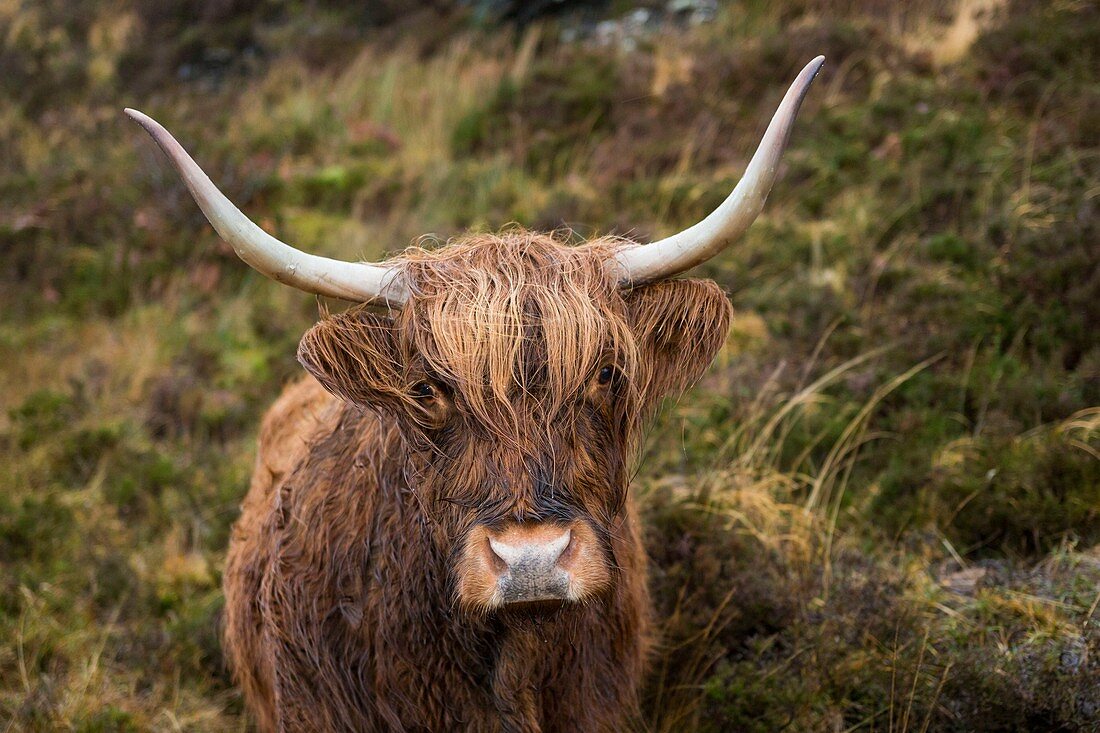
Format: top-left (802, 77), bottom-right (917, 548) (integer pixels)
top-left (1, 0), bottom-right (1098, 729)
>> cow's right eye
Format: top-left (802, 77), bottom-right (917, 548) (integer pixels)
top-left (411, 381), bottom-right (436, 400)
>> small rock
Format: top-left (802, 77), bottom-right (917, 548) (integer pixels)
top-left (940, 566), bottom-right (987, 596)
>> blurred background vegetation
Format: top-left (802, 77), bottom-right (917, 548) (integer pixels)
top-left (0, 0), bottom-right (1097, 730)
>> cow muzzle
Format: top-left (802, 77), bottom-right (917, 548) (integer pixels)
top-left (455, 520), bottom-right (610, 612)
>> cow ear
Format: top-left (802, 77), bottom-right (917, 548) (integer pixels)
top-left (297, 306), bottom-right (405, 408)
top-left (623, 279), bottom-right (732, 402)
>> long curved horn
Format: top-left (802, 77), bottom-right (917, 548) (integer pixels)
top-left (125, 109), bottom-right (408, 306)
top-left (612, 56), bottom-right (825, 285)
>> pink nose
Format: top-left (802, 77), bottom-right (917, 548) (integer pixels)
top-left (488, 526), bottom-right (572, 604)
top-left (455, 521), bottom-right (610, 611)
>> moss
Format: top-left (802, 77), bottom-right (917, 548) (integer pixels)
top-left (642, 484), bottom-right (813, 727)
top-left (286, 164), bottom-right (369, 210)
top-left (937, 635), bottom-right (1100, 732)
top-left (451, 78), bottom-right (518, 156)
top-left (699, 658), bottom-right (815, 733)
top-left (102, 447), bottom-right (180, 522)
top-left (74, 706), bottom-right (140, 733)
top-left (973, 0), bottom-right (1100, 115)
top-left (165, 591), bottom-right (232, 684)
top-left (8, 389), bottom-right (80, 450)
top-left (930, 433), bottom-right (1100, 556)
top-left (451, 51), bottom-right (620, 175)
top-left (56, 423), bottom-right (124, 485)
top-left (646, 497), bottom-right (1100, 731)
top-left (0, 494), bottom-right (77, 563)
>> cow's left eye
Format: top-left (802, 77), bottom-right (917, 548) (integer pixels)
top-left (411, 381), bottom-right (436, 400)
top-left (597, 365), bottom-right (616, 386)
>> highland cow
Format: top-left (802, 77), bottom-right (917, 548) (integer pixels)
top-left (127, 56), bottom-right (823, 732)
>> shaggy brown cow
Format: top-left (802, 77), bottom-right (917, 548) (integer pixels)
top-left (127, 56), bottom-right (823, 732)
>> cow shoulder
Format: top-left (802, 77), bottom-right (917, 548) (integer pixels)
top-left (256, 375), bottom-right (338, 485)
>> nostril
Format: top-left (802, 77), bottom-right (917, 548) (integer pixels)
top-left (484, 536), bottom-right (509, 574)
top-left (550, 528), bottom-right (572, 564)
top-left (487, 536), bottom-right (518, 569)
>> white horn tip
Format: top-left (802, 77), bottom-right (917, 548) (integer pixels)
top-left (797, 56), bottom-right (827, 90)
top-left (123, 108), bottom-right (160, 137)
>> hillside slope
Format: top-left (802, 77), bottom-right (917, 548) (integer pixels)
top-left (1, 1), bottom-right (1097, 730)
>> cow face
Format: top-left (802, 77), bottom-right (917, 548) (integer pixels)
top-left (297, 233), bottom-right (731, 615)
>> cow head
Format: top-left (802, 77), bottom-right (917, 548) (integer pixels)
top-left (127, 57), bottom-right (823, 616)
top-left (293, 232), bottom-right (733, 614)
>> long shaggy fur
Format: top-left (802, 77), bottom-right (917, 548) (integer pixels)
top-left (224, 230), bottom-right (732, 732)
